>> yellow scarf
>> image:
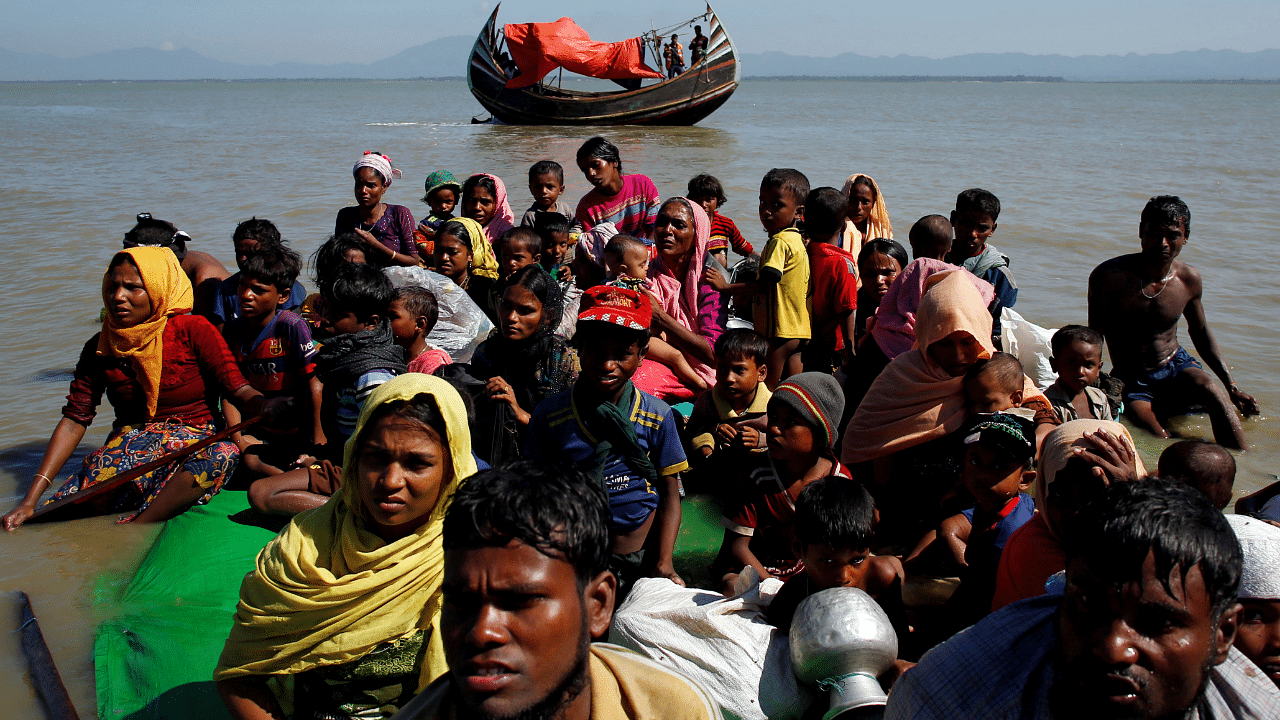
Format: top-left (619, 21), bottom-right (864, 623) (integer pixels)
top-left (452, 216), bottom-right (500, 281)
top-left (840, 173), bottom-right (893, 255)
top-left (214, 373), bottom-right (478, 688)
top-left (96, 247), bottom-right (194, 418)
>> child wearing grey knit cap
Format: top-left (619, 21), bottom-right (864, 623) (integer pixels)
top-left (713, 373), bottom-right (849, 593)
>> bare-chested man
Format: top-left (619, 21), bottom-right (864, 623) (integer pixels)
top-left (124, 213), bottom-right (230, 317)
top-left (1088, 195), bottom-right (1258, 449)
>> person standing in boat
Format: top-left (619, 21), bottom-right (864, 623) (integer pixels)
top-left (334, 151), bottom-right (421, 267)
top-left (688, 25), bottom-right (709, 66)
top-left (664, 34), bottom-right (685, 78)
top-left (2, 247), bottom-right (286, 530)
top-left (574, 136), bottom-right (661, 286)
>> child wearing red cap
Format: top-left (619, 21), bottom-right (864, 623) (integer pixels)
top-left (523, 286), bottom-right (689, 601)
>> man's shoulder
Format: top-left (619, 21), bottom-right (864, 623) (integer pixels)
top-left (386, 674), bottom-right (452, 719)
top-left (589, 643), bottom-right (723, 720)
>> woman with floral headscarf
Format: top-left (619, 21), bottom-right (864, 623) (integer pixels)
top-left (2, 247), bottom-right (282, 530)
top-left (631, 197), bottom-right (728, 401)
top-left (335, 151), bottom-right (420, 267)
top-left (216, 374), bottom-right (477, 719)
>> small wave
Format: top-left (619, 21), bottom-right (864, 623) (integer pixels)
top-left (364, 122), bottom-right (422, 126)
top-left (28, 368), bottom-right (75, 384)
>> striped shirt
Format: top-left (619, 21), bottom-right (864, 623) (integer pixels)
top-left (575, 174), bottom-right (660, 241)
top-left (708, 213), bottom-right (753, 256)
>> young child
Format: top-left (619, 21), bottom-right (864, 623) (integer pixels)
top-left (520, 160), bottom-right (583, 235)
top-left (715, 372), bottom-right (848, 590)
top-left (764, 476), bottom-right (907, 645)
top-left (802, 187), bottom-right (859, 373)
top-left (1044, 324), bottom-right (1113, 422)
top-left (523, 286), bottom-right (688, 599)
top-left (210, 217), bottom-right (306, 329)
top-left (1159, 439), bottom-right (1236, 510)
top-left (707, 168), bottom-right (812, 389)
top-left (220, 244), bottom-right (320, 477)
top-left (908, 214), bottom-right (953, 261)
top-left (534, 211), bottom-right (575, 287)
top-left (489, 227), bottom-right (543, 318)
top-left (946, 188), bottom-right (1017, 346)
top-left (941, 413), bottom-right (1038, 630)
top-left (603, 234), bottom-right (706, 392)
top-left (688, 173), bottom-right (753, 267)
top-left (247, 262), bottom-right (407, 516)
top-left (963, 352), bottom-right (1028, 415)
top-left (413, 170), bottom-right (462, 260)
top-left (387, 286), bottom-right (451, 375)
top-left (685, 329), bottom-right (771, 485)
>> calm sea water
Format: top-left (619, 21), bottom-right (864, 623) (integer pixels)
top-left (1, 78), bottom-right (1277, 715)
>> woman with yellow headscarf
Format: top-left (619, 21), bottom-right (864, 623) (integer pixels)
top-left (431, 217), bottom-right (501, 322)
top-left (215, 373), bottom-right (478, 720)
top-left (840, 173), bottom-right (894, 255)
top-left (1, 247), bottom-right (278, 530)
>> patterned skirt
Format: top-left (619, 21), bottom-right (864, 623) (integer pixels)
top-left (50, 420), bottom-right (239, 523)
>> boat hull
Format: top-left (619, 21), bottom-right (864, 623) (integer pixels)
top-left (467, 5), bottom-right (740, 126)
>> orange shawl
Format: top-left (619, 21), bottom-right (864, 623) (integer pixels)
top-left (841, 270), bottom-right (1049, 464)
top-left (96, 247), bottom-right (194, 418)
top-left (840, 173), bottom-right (893, 255)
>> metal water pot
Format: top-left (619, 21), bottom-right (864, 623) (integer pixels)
top-left (789, 587), bottom-right (897, 720)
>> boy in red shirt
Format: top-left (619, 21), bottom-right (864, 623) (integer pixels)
top-left (803, 187), bottom-right (858, 373)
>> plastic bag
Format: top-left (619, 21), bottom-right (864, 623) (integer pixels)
top-left (1000, 307), bottom-right (1057, 390)
top-left (609, 570), bottom-right (816, 720)
top-left (384, 267), bottom-right (493, 363)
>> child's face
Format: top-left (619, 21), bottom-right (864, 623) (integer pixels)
top-left (236, 275), bottom-right (286, 321)
top-left (1234, 599), bottom-right (1280, 688)
top-left (499, 242), bottom-right (540, 279)
top-left (964, 375), bottom-right (1022, 414)
top-left (317, 302), bottom-right (372, 339)
top-left (962, 443), bottom-right (1032, 511)
top-left (386, 299), bottom-right (420, 348)
top-left (949, 210), bottom-right (997, 260)
top-left (847, 183), bottom-right (875, 225)
top-left (429, 188), bottom-right (457, 216)
top-left (434, 234), bottom-right (472, 281)
top-left (759, 185), bottom-right (803, 234)
top-left (795, 542), bottom-right (872, 591)
top-left (528, 173), bottom-right (564, 209)
top-left (542, 232), bottom-right (571, 267)
top-left (577, 329), bottom-right (647, 397)
top-left (715, 354), bottom-right (765, 401)
top-left (689, 193), bottom-right (718, 217)
top-left (233, 237), bottom-right (261, 270)
top-left (463, 187), bottom-right (497, 227)
top-left (499, 285), bottom-right (545, 342)
top-left (766, 402), bottom-right (819, 463)
top-left (927, 331), bottom-right (985, 378)
top-left (577, 157), bottom-right (620, 191)
top-left (604, 247), bottom-right (649, 281)
top-left (1051, 340), bottom-right (1103, 394)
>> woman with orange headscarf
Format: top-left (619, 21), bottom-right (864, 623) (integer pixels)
top-left (841, 173), bottom-right (893, 255)
top-left (840, 271), bottom-right (1054, 541)
top-left (2, 247), bottom-right (281, 530)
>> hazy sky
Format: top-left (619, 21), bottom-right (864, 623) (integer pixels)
top-left (5, 0), bottom-right (1278, 64)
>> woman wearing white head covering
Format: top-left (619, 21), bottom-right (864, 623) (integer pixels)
top-left (1228, 514), bottom-right (1280, 688)
top-left (335, 151), bottom-right (421, 267)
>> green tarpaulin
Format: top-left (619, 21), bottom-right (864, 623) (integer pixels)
top-left (92, 490), bottom-right (725, 719)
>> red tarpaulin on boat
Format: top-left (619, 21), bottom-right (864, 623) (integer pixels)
top-left (502, 17), bottom-right (664, 89)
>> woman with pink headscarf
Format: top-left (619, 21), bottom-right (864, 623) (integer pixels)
top-left (334, 151), bottom-right (420, 267)
top-left (631, 197), bottom-right (729, 402)
top-left (460, 173), bottom-right (515, 246)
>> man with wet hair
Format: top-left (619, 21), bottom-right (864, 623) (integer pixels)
top-left (1089, 196), bottom-right (1258, 449)
top-left (886, 477), bottom-right (1280, 719)
top-left (393, 461), bottom-right (722, 720)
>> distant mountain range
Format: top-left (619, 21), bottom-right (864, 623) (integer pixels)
top-left (3, 36), bottom-right (1279, 82)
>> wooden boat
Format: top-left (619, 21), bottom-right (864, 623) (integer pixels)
top-left (467, 4), bottom-right (740, 126)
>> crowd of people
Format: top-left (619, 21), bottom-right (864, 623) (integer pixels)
top-left (3, 136), bottom-right (1277, 719)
